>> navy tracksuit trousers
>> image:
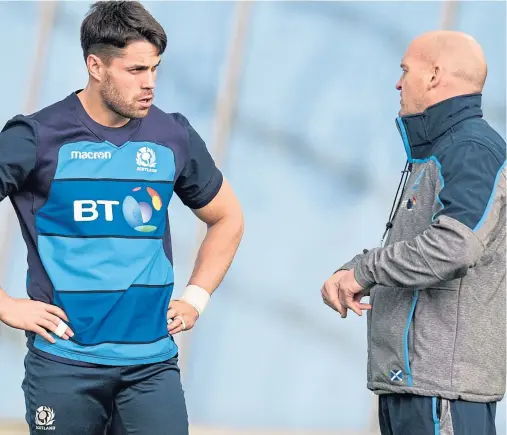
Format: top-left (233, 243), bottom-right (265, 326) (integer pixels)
top-left (379, 394), bottom-right (497, 435)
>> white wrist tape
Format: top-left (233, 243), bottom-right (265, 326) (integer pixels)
top-left (181, 285), bottom-right (210, 316)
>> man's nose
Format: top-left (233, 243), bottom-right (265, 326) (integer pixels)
top-left (143, 72), bottom-right (156, 89)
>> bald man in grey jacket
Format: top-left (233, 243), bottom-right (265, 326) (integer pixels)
top-left (322, 31), bottom-right (506, 435)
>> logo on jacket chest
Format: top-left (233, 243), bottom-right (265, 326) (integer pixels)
top-left (401, 196), bottom-right (417, 211)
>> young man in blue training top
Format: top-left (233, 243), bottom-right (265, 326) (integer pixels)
top-left (0, 2), bottom-right (244, 434)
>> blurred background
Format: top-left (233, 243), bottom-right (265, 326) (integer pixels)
top-left (0, 1), bottom-right (505, 434)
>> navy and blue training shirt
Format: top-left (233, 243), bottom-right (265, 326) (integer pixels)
top-left (0, 91), bottom-right (223, 366)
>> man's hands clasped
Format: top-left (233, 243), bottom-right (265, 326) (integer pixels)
top-left (321, 269), bottom-right (372, 318)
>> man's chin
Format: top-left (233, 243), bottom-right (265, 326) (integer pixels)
top-left (128, 108), bottom-right (151, 119)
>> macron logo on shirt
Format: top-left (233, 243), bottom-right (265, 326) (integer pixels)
top-left (71, 150), bottom-right (112, 160)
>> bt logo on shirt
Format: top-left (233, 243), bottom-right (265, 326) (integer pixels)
top-left (73, 187), bottom-right (163, 233)
top-left (74, 200), bottom-right (119, 222)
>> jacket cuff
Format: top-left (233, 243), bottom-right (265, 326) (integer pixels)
top-left (335, 252), bottom-right (367, 274)
top-left (354, 261), bottom-right (376, 290)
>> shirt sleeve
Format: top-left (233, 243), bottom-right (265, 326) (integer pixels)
top-left (0, 115), bottom-right (38, 201)
top-left (173, 114), bottom-right (223, 209)
top-left (354, 141), bottom-right (506, 290)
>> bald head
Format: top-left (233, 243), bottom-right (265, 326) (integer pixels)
top-left (412, 31), bottom-right (487, 91)
top-left (396, 31), bottom-right (487, 116)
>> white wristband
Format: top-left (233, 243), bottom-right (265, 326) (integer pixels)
top-left (181, 285), bottom-right (210, 316)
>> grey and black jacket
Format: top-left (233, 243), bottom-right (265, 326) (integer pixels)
top-left (340, 94), bottom-right (506, 403)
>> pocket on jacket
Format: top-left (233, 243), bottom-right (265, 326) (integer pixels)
top-left (410, 289), bottom-right (459, 390)
top-left (369, 286), bottom-right (415, 386)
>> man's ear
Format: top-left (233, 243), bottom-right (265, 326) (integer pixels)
top-left (428, 64), bottom-right (442, 90)
top-left (86, 54), bottom-right (105, 82)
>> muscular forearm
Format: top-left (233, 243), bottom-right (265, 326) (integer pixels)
top-left (188, 213), bottom-right (244, 294)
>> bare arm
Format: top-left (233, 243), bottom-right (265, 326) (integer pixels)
top-left (0, 116), bottom-right (73, 342)
top-left (166, 114), bottom-right (244, 334)
top-left (187, 178), bottom-right (244, 294)
top-left (166, 177), bottom-right (243, 335)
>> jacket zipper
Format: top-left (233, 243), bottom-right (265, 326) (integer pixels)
top-left (395, 116), bottom-right (419, 388)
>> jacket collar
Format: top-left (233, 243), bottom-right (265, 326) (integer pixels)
top-left (396, 93), bottom-right (483, 162)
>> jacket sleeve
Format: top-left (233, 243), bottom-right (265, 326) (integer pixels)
top-left (337, 252), bottom-right (368, 272)
top-left (0, 115), bottom-right (38, 201)
top-left (335, 249), bottom-right (371, 295)
top-left (354, 141), bottom-right (506, 290)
